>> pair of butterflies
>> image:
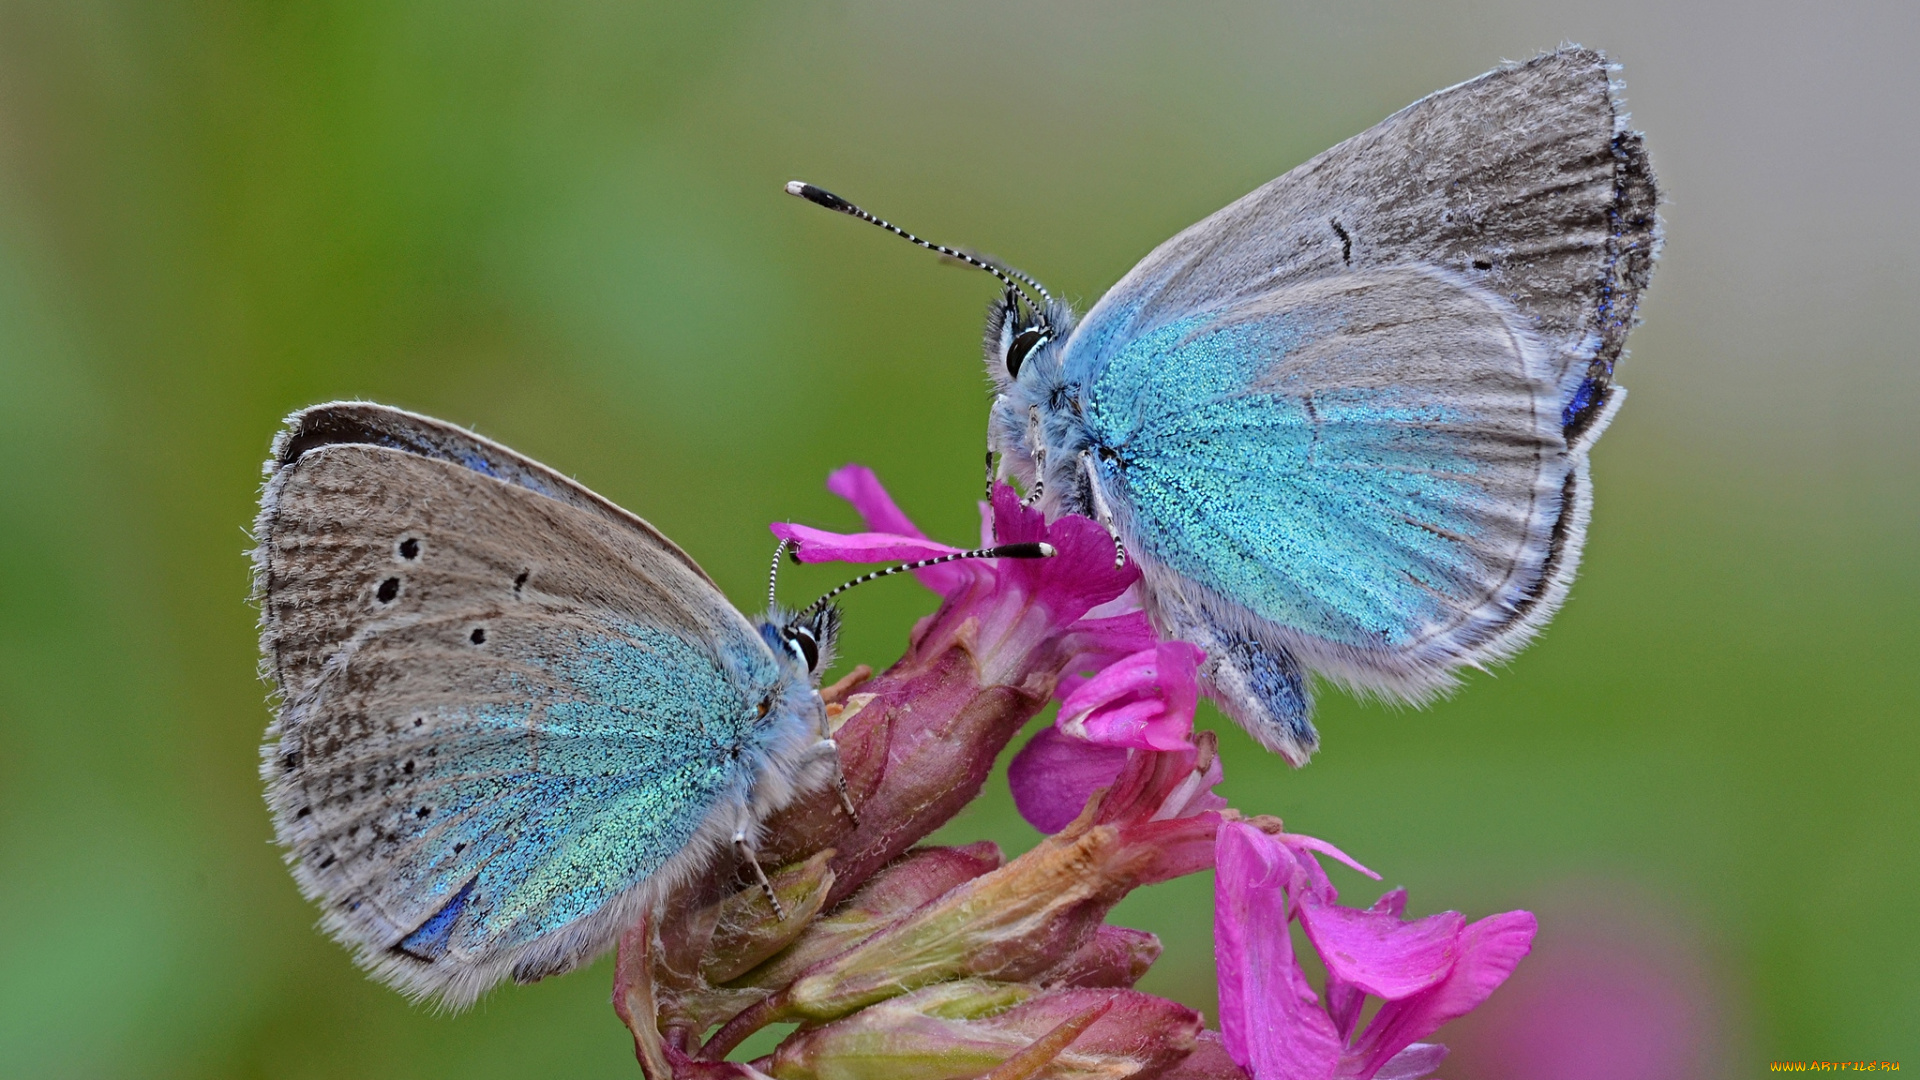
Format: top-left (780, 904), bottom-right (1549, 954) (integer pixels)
top-left (257, 47), bottom-right (1658, 1007)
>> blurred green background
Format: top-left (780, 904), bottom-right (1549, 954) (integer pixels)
top-left (2, 1), bottom-right (1915, 1076)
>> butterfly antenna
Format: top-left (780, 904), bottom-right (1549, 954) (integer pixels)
top-left (1004, 265), bottom-right (1054, 311)
top-left (768, 538), bottom-right (793, 609)
top-left (786, 181), bottom-right (1054, 318)
top-left (801, 542), bottom-right (1055, 616)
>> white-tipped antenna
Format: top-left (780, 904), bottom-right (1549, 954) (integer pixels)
top-left (799, 541), bottom-right (1055, 617)
top-left (785, 181), bottom-right (1055, 315)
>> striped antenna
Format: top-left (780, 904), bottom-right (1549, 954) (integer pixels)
top-left (785, 181), bottom-right (1055, 315)
top-left (801, 542), bottom-right (1055, 616)
top-left (768, 538), bottom-right (793, 609)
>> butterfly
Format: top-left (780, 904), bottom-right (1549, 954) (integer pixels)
top-left (253, 402), bottom-right (852, 1008)
top-left (791, 46), bottom-right (1660, 763)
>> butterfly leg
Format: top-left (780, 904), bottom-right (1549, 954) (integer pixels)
top-left (733, 826), bottom-right (787, 920)
top-left (1022, 406), bottom-right (1046, 507)
top-left (1079, 451), bottom-right (1127, 569)
top-left (824, 745), bottom-right (860, 826)
top-left (806, 703), bottom-right (860, 818)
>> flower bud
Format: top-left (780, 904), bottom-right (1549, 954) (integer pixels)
top-left (775, 749), bottom-right (1224, 1023)
top-left (763, 982), bottom-right (1200, 1080)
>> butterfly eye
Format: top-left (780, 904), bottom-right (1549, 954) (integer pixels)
top-left (786, 626), bottom-right (820, 672)
top-left (1006, 328), bottom-right (1045, 379)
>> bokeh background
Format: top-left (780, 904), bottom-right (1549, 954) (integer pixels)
top-left (2, 2), bottom-right (1915, 1077)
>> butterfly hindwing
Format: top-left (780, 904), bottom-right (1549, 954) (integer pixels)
top-left (1089, 267), bottom-right (1570, 757)
top-left (256, 404), bottom-right (821, 1006)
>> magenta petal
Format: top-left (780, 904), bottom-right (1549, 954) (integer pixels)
top-left (988, 482), bottom-right (1048, 545)
top-left (1077, 698), bottom-right (1187, 751)
top-left (1060, 648), bottom-right (1164, 716)
top-left (1297, 900), bottom-right (1465, 1001)
top-left (821, 465), bottom-right (979, 595)
top-left (1324, 976), bottom-right (1366, 1044)
top-left (1066, 611), bottom-right (1159, 656)
top-left (1345, 910), bottom-right (1538, 1079)
top-left (1215, 822), bottom-right (1342, 1080)
top-left (990, 485), bottom-right (1140, 622)
top-left (826, 463), bottom-right (927, 538)
top-left (1056, 612), bottom-right (1161, 700)
top-left (1370, 888), bottom-right (1409, 918)
top-left (1156, 748), bottom-right (1228, 820)
top-left (1057, 642), bottom-right (1204, 751)
top-left (1281, 834), bottom-right (1381, 883)
top-left (1323, 887), bottom-right (1408, 1040)
top-left (770, 522), bottom-right (965, 564)
top-left (1009, 725), bottom-right (1130, 834)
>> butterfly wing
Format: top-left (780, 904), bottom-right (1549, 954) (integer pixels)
top-left (255, 403), bottom-right (810, 1006)
top-left (1085, 266), bottom-right (1579, 760)
top-left (1058, 49), bottom-right (1657, 761)
top-left (1069, 47), bottom-right (1656, 433)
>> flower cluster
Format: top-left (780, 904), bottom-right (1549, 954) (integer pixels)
top-left (610, 466), bottom-right (1535, 1080)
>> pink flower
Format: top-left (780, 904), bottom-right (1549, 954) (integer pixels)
top-left (1008, 726), bottom-right (1132, 835)
top-left (753, 466), bottom-right (1538, 1080)
top-left (1057, 639), bottom-right (1206, 751)
top-left (772, 466), bottom-right (1143, 685)
top-left (1004, 593), bottom-right (1204, 836)
top-left (1214, 820), bottom-right (1538, 1080)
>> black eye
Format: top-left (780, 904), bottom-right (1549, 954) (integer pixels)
top-left (787, 627), bottom-right (820, 672)
top-left (1006, 328), bottom-right (1045, 379)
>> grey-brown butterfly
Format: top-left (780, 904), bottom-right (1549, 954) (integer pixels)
top-left (253, 402), bottom-right (1046, 1007)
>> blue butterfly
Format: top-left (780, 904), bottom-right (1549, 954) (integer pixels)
top-left (792, 47), bottom-right (1659, 762)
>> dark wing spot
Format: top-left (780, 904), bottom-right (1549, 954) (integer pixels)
top-left (376, 577), bottom-right (401, 603)
top-left (1330, 219), bottom-right (1352, 264)
top-left (452, 842), bottom-right (466, 854)
top-left (398, 537), bottom-right (420, 559)
top-left (513, 570), bottom-right (529, 592)
top-left (1472, 258), bottom-right (1493, 270)
top-left (469, 627), bottom-right (487, 645)
top-left (295, 806), bottom-right (311, 818)
top-left (416, 806), bottom-right (432, 819)
top-left (412, 717), bottom-right (424, 727)
top-left (402, 760), bottom-right (415, 775)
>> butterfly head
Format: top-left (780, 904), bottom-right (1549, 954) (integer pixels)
top-left (784, 604), bottom-right (840, 679)
top-left (985, 286), bottom-right (1048, 382)
top-left (759, 604), bottom-right (841, 683)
